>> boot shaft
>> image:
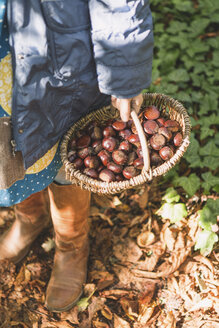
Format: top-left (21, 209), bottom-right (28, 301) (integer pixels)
top-left (15, 188), bottom-right (50, 225)
top-left (48, 183), bottom-right (91, 250)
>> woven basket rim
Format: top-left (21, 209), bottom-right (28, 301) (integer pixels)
top-left (60, 92), bottom-right (191, 194)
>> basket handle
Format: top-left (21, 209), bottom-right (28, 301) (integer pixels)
top-left (130, 110), bottom-right (151, 172)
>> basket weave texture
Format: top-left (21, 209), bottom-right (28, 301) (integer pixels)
top-left (60, 93), bottom-right (191, 194)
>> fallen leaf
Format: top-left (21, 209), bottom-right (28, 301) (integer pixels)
top-left (41, 237), bottom-right (55, 252)
top-left (138, 281), bottom-right (157, 307)
top-left (120, 297), bottom-right (138, 320)
top-left (137, 231), bottom-right (156, 247)
top-left (137, 187), bottom-right (149, 209)
top-left (93, 319), bottom-right (110, 328)
top-left (101, 305), bottom-right (113, 320)
top-left (113, 238), bottom-right (143, 263)
top-left (114, 314), bottom-right (131, 328)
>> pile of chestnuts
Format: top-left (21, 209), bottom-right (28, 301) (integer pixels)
top-left (67, 106), bottom-right (183, 182)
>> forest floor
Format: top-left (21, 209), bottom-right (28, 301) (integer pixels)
top-left (0, 179), bottom-right (218, 328)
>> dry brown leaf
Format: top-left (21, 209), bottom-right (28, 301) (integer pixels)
top-left (161, 227), bottom-right (176, 251)
top-left (138, 281), bottom-right (157, 307)
top-left (61, 305), bottom-right (79, 325)
top-left (97, 277), bottom-right (115, 290)
top-left (101, 305), bottom-right (113, 320)
top-left (114, 314), bottom-right (131, 328)
top-left (157, 311), bottom-right (177, 328)
top-left (113, 238), bottom-right (143, 263)
top-left (113, 264), bottom-right (155, 291)
top-left (137, 187), bottom-right (149, 209)
top-left (129, 212), bottom-right (150, 228)
top-left (193, 254), bottom-right (215, 273)
top-left (137, 231), bottom-right (156, 247)
top-left (84, 283), bottom-right (96, 296)
top-left (136, 241), bottom-right (165, 272)
top-left (92, 194), bottom-right (114, 209)
top-left (87, 297), bottom-right (106, 323)
top-left (137, 304), bottom-right (156, 324)
top-left (174, 231), bottom-right (185, 251)
top-left (93, 319), bottom-right (110, 328)
top-left (101, 289), bottom-right (132, 299)
top-left (120, 297), bottom-right (138, 321)
top-left (14, 265), bottom-right (25, 286)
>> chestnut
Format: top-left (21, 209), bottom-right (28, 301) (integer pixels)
top-left (118, 140), bottom-right (132, 152)
top-left (84, 155), bottom-right (99, 169)
top-left (164, 119), bottom-right (179, 132)
top-left (92, 140), bottom-right (103, 154)
top-left (77, 147), bottom-right (93, 159)
top-left (159, 146), bottom-right (174, 161)
top-left (119, 129), bottom-right (132, 140)
top-left (143, 106), bottom-right (160, 120)
top-left (122, 166), bottom-right (137, 179)
top-left (76, 135), bottom-right (91, 149)
top-left (112, 120), bottom-right (127, 131)
top-left (83, 168), bottom-right (99, 179)
top-left (107, 162), bottom-right (123, 173)
top-left (133, 157), bottom-right (144, 169)
top-left (150, 134), bottom-right (166, 150)
top-left (143, 120), bottom-right (159, 135)
top-left (102, 137), bottom-right (117, 152)
top-left (99, 169), bottom-right (116, 182)
top-left (150, 151), bottom-right (163, 166)
top-left (158, 127), bottom-right (172, 141)
top-left (103, 126), bottom-right (116, 137)
top-left (91, 126), bottom-right (102, 140)
top-left (128, 134), bottom-right (140, 146)
top-left (72, 157), bottom-right (83, 169)
top-left (97, 149), bottom-right (111, 166)
top-left (173, 132), bottom-right (183, 147)
top-left (127, 151), bottom-right (137, 165)
top-left (112, 150), bottom-right (128, 165)
top-left (156, 117), bottom-right (166, 127)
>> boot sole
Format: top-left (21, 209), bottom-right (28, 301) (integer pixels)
top-left (45, 289), bottom-right (83, 313)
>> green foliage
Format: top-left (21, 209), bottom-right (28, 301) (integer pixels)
top-left (198, 198), bottom-right (219, 230)
top-left (150, 0), bottom-right (219, 255)
top-left (174, 173), bottom-right (201, 197)
top-left (157, 188), bottom-right (188, 223)
top-left (77, 288), bottom-right (96, 311)
top-left (194, 230), bottom-right (218, 256)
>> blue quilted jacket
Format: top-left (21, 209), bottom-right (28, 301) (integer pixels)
top-left (7, 0), bottom-right (153, 169)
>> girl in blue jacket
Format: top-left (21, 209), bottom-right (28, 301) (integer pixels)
top-left (0, 0), bottom-right (153, 312)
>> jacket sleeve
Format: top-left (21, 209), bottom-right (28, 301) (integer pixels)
top-left (88, 0), bottom-right (153, 98)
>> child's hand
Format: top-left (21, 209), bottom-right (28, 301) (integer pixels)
top-left (111, 93), bottom-right (143, 122)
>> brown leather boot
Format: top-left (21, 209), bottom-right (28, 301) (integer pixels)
top-left (0, 189), bottom-right (50, 264)
top-left (45, 183), bottom-right (91, 312)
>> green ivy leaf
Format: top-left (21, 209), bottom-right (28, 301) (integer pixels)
top-left (162, 187), bottom-right (180, 203)
top-left (202, 156), bottom-right (219, 170)
top-left (174, 173), bottom-right (201, 196)
top-left (200, 127), bottom-right (215, 140)
top-left (168, 69), bottom-right (190, 82)
top-left (156, 202), bottom-right (187, 223)
top-left (201, 172), bottom-right (219, 193)
top-left (213, 185), bottom-right (219, 193)
top-left (198, 207), bottom-right (217, 231)
top-left (199, 140), bottom-right (219, 157)
top-left (194, 230), bottom-right (218, 256)
top-left (189, 18), bottom-right (210, 37)
top-left (205, 198), bottom-right (219, 215)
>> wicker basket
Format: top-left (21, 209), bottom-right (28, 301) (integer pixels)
top-left (60, 93), bottom-right (191, 194)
